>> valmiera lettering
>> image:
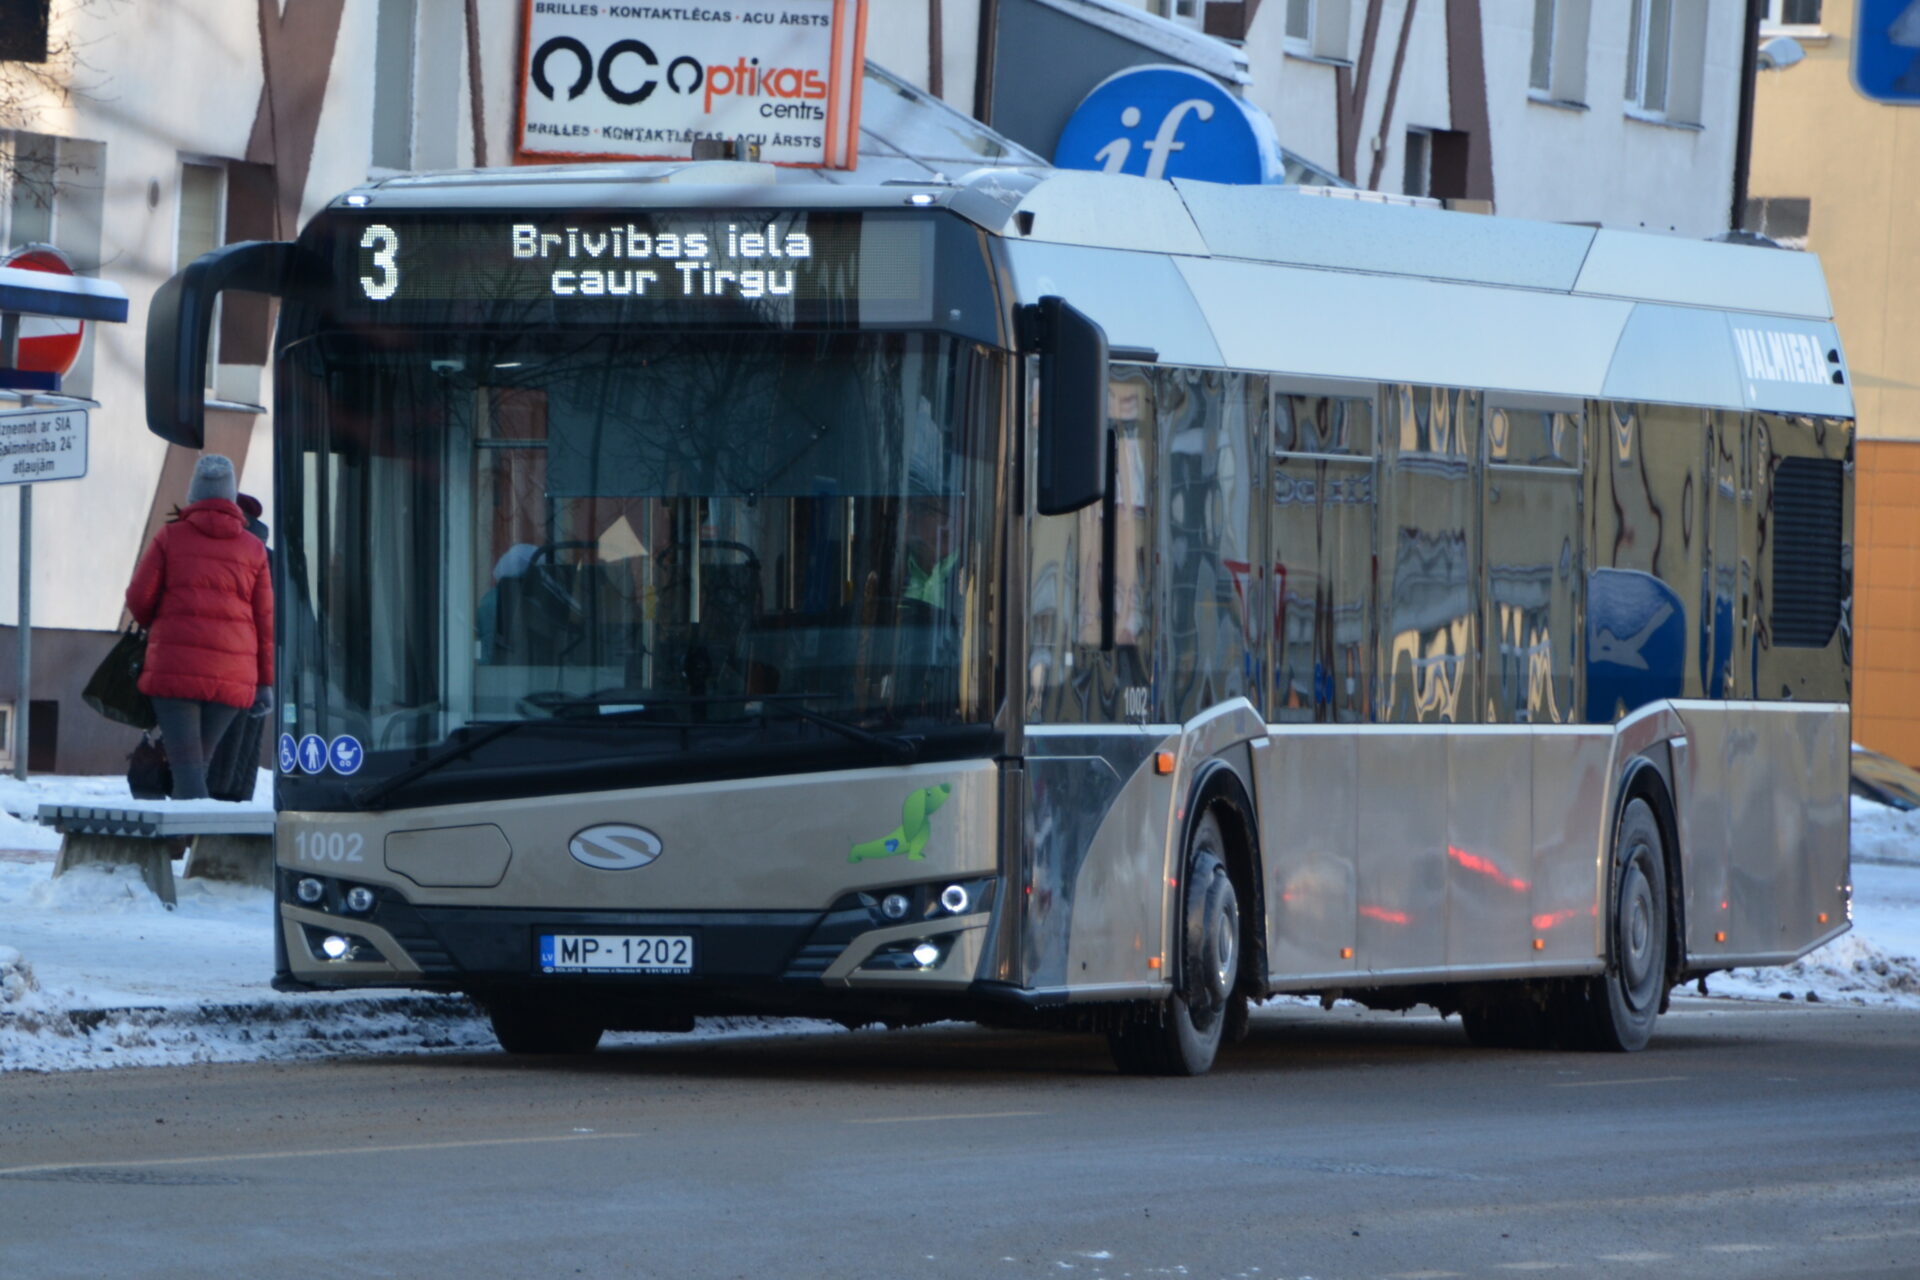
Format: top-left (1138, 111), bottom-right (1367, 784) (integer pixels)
top-left (510, 222), bottom-right (812, 299)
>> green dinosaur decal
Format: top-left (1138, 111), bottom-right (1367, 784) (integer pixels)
top-left (849, 783), bottom-right (952, 863)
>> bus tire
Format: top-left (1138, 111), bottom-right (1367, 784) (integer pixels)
top-left (1572, 797), bottom-right (1670, 1052)
top-left (1108, 811), bottom-right (1240, 1076)
top-left (487, 997), bottom-right (605, 1056)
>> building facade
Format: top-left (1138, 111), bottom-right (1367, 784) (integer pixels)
top-left (979, 0), bottom-right (1751, 233)
top-left (1747, 0), bottom-right (1920, 764)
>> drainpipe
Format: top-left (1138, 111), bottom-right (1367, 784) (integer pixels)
top-left (1730, 0), bottom-right (1764, 233)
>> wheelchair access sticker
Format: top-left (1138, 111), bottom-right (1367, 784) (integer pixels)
top-left (278, 734), bottom-right (299, 774)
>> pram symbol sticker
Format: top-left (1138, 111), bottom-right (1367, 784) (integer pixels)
top-left (329, 735), bottom-right (364, 776)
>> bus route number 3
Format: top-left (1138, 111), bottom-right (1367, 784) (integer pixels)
top-left (294, 831), bottom-right (366, 863)
top-left (360, 224), bottom-right (399, 301)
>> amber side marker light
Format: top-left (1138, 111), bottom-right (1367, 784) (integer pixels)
top-left (1533, 938), bottom-right (1545, 951)
top-left (1818, 912), bottom-right (1830, 925)
top-left (1154, 752), bottom-right (1175, 775)
top-left (1715, 931), bottom-right (1728, 943)
top-left (1147, 956), bottom-right (1162, 970)
top-left (1339, 947), bottom-right (1353, 960)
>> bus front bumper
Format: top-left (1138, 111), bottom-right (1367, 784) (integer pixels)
top-left (274, 870), bottom-right (997, 1003)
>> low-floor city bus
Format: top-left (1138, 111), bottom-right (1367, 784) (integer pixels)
top-left (146, 163), bottom-right (1853, 1074)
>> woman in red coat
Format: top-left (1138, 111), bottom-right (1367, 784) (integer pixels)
top-left (126, 455), bottom-right (274, 800)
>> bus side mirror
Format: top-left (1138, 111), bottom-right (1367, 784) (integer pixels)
top-left (146, 240), bottom-right (296, 448)
top-left (1025, 295), bottom-right (1109, 516)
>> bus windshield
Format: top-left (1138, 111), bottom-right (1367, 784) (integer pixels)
top-left (276, 328), bottom-right (1005, 806)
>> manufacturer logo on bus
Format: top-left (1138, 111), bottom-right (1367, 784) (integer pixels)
top-left (568, 824), bottom-right (663, 870)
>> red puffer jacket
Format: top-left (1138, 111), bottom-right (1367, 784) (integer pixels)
top-left (126, 499), bottom-right (273, 709)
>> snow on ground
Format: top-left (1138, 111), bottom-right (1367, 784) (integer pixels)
top-left (1, 778), bottom-right (1917, 1073)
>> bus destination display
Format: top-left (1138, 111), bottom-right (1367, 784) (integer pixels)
top-left (342, 212), bottom-right (931, 317)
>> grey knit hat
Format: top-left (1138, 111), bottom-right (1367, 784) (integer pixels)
top-left (187, 454), bottom-right (238, 505)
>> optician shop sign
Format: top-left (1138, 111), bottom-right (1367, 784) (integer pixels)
top-left (516, 1), bottom-right (870, 168)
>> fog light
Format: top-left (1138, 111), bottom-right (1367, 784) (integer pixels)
top-left (296, 877), bottom-right (324, 904)
top-left (881, 893), bottom-right (910, 920)
top-left (939, 884), bottom-right (970, 915)
top-left (344, 886), bottom-right (376, 913)
top-left (911, 941), bottom-right (940, 968)
top-left (320, 934), bottom-right (352, 961)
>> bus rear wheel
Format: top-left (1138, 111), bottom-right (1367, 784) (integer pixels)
top-left (1108, 811), bottom-right (1241, 1077)
top-left (1568, 797), bottom-right (1669, 1052)
top-left (487, 997), bottom-right (605, 1056)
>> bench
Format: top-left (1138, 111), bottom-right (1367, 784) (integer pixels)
top-left (39, 804), bottom-right (275, 907)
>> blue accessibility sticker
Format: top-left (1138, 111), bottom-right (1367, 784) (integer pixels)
top-left (296, 734), bottom-right (329, 776)
top-left (328, 735), bottom-right (365, 776)
top-left (277, 733), bottom-right (299, 774)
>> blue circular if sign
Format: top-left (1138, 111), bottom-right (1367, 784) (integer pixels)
top-left (277, 733), bottom-right (299, 775)
top-left (1053, 64), bottom-right (1285, 185)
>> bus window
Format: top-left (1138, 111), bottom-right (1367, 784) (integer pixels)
top-left (1028, 366), bottom-right (1156, 725)
top-left (1380, 385), bottom-right (1480, 724)
top-left (1483, 405), bottom-right (1582, 724)
top-left (1270, 391), bottom-right (1375, 724)
top-left (1158, 369), bottom-right (1260, 724)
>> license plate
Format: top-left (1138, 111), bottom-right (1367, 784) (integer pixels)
top-left (539, 934), bottom-right (693, 974)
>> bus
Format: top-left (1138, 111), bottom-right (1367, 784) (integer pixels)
top-left (145, 163), bottom-right (1854, 1075)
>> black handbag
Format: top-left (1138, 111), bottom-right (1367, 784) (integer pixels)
top-left (83, 625), bottom-right (157, 731)
top-left (127, 732), bottom-right (172, 800)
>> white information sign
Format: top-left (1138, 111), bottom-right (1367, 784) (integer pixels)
top-left (0, 405), bottom-right (87, 485)
top-left (516, 0), bottom-right (869, 169)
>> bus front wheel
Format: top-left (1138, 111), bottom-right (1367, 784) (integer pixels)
top-left (1108, 811), bottom-right (1241, 1076)
top-left (487, 996), bottom-right (605, 1056)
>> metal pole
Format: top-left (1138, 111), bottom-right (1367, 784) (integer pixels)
top-left (15, 483), bottom-right (27, 780)
top-left (2, 310), bottom-right (27, 780)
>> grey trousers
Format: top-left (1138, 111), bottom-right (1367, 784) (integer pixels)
top-left (152, 697), bottom-right (243, 800)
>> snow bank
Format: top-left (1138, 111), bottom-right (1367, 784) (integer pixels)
top-left (1854, 795), bottom-right (1920, 866)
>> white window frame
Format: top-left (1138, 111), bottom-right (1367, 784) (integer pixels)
top-left (1529, 0), bottom-right (1592, 106)
top-left (1624, 0), bottom-right (1707, 127)
top-left (175, 157), bottom-right (228, 389)
top-left (370, 0), bottom-right (420, 175)
top-left (1760, 0), bottom-right (1825, 36)
top-left (1283, 0), bottom-right (1353, 63)
top-left (1402, 127), bottom-right (1431, 198)
top-left (1, 130), bottom-right (60, 253)
top-left (1155, 0), bottom-right (1206, 29)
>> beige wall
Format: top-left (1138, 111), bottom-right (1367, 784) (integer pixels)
top-left (1854, 441), bottom-right (1920, 766)
top-left (1749, 9), bottom-right (1920, 766)
top-left (1748, 6), bottom-right (1920, 443)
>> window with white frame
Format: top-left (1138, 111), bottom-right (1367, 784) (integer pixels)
top-left (372, 0), bottom-right (418, 171)
top-left (1761, 0), bottom-right (1822, 31)
top-left (1403, 127), bottom-right (1431, 197)
top-left (1624, 0), bottom-right (1708, 124)
top-left (1154, 0), bottom-right (1204, 27)
top-left (1530, 0), bottom-right (1592, 103)
top-left (1283, 0), bottom-right (1352, 60)
top-left (1, 131), bottom-right (58, 251)
top-left (176, 160), bottom-right (226, 386)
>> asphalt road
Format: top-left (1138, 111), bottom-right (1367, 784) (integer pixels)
top-left (2, 998), bottom-right (1917, 1280)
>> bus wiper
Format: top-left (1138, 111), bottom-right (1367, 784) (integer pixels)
top-left (521, 689), bottom-right (810, 719)
top-left (750, 699), bottom-right (921, 764)
top-left (351, 719), bottom-right (530, 810)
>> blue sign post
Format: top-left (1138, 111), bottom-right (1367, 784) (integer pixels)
top-left (1854, 0), bottom-right (1920, 104)
top-left (1053, 64), bottom-right (1288, 184)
